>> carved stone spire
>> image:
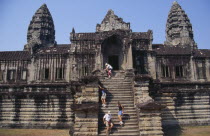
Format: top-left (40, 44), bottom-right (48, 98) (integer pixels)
top-left (70, 27), bottom-right (75, 41)
top-left (96, 9), bottom-right (130, 32)
top-left (24, 4), bottom-right (56, 51)
top-left (165, 2), bottom-right (197, 48)
top-left (72, 27), bottom-right (75, 34)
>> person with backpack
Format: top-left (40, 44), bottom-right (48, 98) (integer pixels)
top-left (99, 85), bottom-right (107, 107)
top-left (105, 63), bottom-right (113, 78)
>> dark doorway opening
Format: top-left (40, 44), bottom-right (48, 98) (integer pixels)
top-left (108, 55), bottom-right (119, 70)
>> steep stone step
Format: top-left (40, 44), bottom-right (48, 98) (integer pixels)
top-left (100, 125), bottom-right (139, 129)
top-left (103, 99), bottom-right (134, 102)
top-left (102, 85), bottom-right (132, 87)
top-left (103, 101), bottom-right (134, 104)
top-left (100, 129), bottom-right (139, 133)
top-left (98, 75), bottom-right (139, 136)
top-left (105, 90), bottom-right (132, 92)
top-left (101, 82), bottom-right (132, 85)
top-left (98, 117), bottom-right (138, 121)
top-left (99, 103), bottom-right (134, 106)
top-left (99, 132), bottom-right (140, 136)
top-left (104, 103), bottom-right (134, 106)
top-left (103, 83), bottom-right (132, 85)
top-left (100, 81), bottom-right (132, 84)
top-left (105, 95), bottom-right (133, 98)
top-left (100, 106), bottom-right (135, 109)
top-left (100, 109), bottom-right (136, 113)
top-left (99, 109), bottom-right (136, 113)
top-left (99, 113), bottom-right (137, 117)
top-left (105, 88), bottom-right (133, 91)
top-left (140, 131), bottom-right (164, 135)
top-left (100, 78), bottom-right (129, 80)
top-left (99, 122), bottom-right (139, 126)
top-left (74, 132), bottom-right (97, 136)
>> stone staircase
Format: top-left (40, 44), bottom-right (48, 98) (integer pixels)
top-left (98, 72), bottom-right (139, 136)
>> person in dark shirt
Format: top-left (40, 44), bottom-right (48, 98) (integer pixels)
top-left (99, 85), bottom-right (107, 107)
top-left (117, 101), bottom-right (124, 126)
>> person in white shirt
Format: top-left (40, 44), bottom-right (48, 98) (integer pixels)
top-left (105, 63), bottom-right (113, 78)
top-left (103, 111), bottom-right (114, 134)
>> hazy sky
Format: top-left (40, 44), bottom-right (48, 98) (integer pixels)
top-left (0, 0), bottom-right (210, 51)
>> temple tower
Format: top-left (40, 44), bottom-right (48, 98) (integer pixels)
top-left (24, 4), bottom-right (56, 51)
top-left (165, 1), bottom-right (197, 48)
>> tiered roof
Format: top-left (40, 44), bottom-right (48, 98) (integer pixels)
top-left (165, 1), bottom-right (195, 47)
top-left (27, 4), bottom-right (55, 47)
top-left (0, 51), bottom-right (30, 61)
top-left (155, 45), bottom-right (191, 55)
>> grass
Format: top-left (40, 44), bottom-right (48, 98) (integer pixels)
top-left (181, 126), bottom-right (210, 136)
top-left (0, 126), bottom-right (210, 136)
top-left (0, 129), bottom-right (69, 136)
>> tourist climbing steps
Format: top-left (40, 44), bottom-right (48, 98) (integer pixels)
top-left (98, 76), bottom-right (139, 136)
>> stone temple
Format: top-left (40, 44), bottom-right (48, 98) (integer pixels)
top-left (0, 2), bottom-right (210, 136)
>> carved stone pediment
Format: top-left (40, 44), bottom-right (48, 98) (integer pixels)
top-left (96, 9), bottom-right (130, 32)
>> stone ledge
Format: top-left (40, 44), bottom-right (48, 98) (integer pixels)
top-left (137, 100), bottom-right (165, 111)
top-left (71, 103), bottom-right (98, 112)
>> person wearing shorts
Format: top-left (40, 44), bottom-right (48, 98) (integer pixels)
top-left (103, 111), bottom-right (113, 134)
top-left (105, 63), bottom-right (113, 78)
top-left (118, 101), bottom-right (124, 126)
top-left (99, 85), bottom-right (106, 107)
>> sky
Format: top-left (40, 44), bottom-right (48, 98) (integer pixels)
top-left (0, 0), bottom-right (210, 51)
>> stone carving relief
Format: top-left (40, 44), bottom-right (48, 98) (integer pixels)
top-left (96, 9), bottom-right (130, 32)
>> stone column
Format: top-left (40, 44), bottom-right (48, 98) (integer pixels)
top-left (127, 44), bottom-right (133, 69)
top-left (66, 56), bottom-right (71, 82)
top-left (69, 54), bottom-right (78, 81)
top-left (28, 57), bottom-right (35, 83)
top-left (190, 56), bottom-right (196, 81)
top-left (205, 59), bottom-right (209, 81)
top-left (147, 52), bottom-right (156, 79)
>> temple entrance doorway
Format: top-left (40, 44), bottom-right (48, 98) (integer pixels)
top-left (108, 55), bottom-right (119, 70)
top-left (101, 35), bottom-right (124, 70)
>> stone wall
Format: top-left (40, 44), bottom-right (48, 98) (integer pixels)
top-left (0, 85), bottom-right (74, 129)
top-left (73, 104), bottom-right (98, 136)
top-left (154, 83), bottom-right (210, 135)
top-left (139, 110), bottom-right (163, 136)
top-left (134, 76), bottom-right (164, 136)
top-left (72, 82), bottom-right (99, 136)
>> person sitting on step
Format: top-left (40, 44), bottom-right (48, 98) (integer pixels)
top-left (99, 85), bottom-right (107, 107)
top-left (117, 101), bottom-right (124, 126)
top-left (103, 111), bottom-right (114, 134)
top-left (105, 63), bottom-right (113, 78)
